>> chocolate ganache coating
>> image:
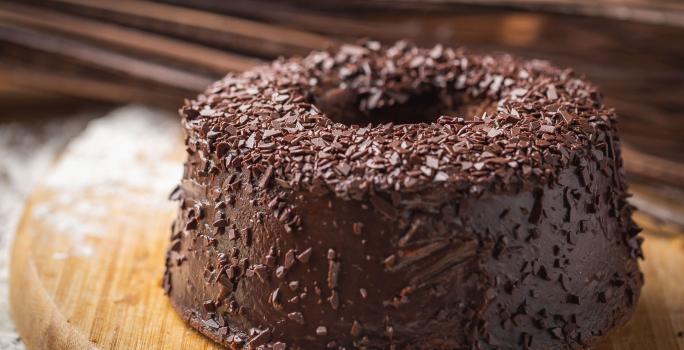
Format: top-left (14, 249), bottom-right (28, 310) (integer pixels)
top-left (164, 41), bottom-right (643, 349)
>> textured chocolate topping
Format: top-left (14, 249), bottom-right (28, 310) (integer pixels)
top-left (165, 41), bottom-right (642, 349)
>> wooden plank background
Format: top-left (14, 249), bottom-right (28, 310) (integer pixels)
top-left (1, 0), bottom-right (682, 188)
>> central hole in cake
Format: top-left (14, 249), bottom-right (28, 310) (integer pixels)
top-left (314, 87), bottom-right (494, 126)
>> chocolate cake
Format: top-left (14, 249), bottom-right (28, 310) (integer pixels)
top-left (164, 41), bottom-right (643, 349)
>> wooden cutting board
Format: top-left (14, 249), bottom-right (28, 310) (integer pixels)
top-left (9, 107), bottom-right (684, 349)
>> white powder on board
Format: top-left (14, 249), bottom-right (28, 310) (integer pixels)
top-left (44, 105), bottom-right (181, 193)
top-left (32, 105), bottom-right (183, 258)
top-left (0, 110), bottom-right (93, 350)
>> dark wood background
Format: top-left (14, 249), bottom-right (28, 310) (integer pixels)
top-left (0, 0), bottom-right (682, 224)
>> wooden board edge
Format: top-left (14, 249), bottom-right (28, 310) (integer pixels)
top-left (9, 201), bottom-right (97, 350)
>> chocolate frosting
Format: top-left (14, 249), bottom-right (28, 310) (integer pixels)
top-left (164, 41), bottom-right (642, 349)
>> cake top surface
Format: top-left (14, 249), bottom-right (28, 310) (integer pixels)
top-left (181, 41), bottom-right (618, 200)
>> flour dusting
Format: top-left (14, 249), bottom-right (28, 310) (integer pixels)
top-left (44, 105), bottom-right (181, 193)
top-left (32, 105), bottom-right (183, 258)
top-left (0, 110), bottom-right (93, 350)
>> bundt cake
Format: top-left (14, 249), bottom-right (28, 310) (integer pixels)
top-left (164, 41), bottom-right (642, 349)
